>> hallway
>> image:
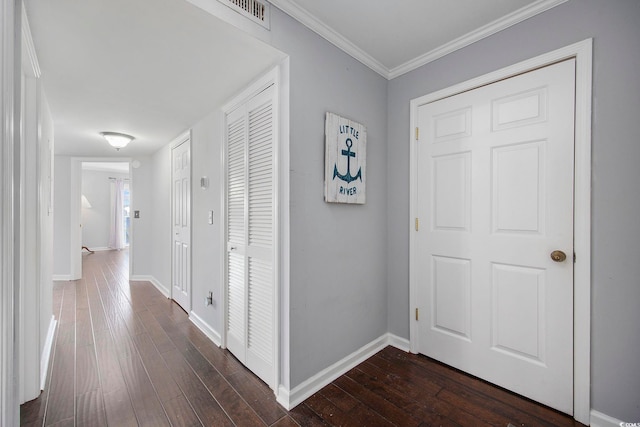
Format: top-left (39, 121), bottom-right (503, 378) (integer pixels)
top-left (20, 250), bottom-right (294, 426)
top-left (20, 250), bottom-right (584, 426)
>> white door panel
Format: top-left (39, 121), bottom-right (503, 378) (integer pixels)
top-left (172, 138), bottom-right (191, 312)
top-left (416, 59), bottom-right (575, 413)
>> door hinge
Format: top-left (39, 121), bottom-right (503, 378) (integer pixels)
top-left (415, 308), bottom-right (419, 321)
top-left (415, 127), bottom-right (419, 141)
top-left (573, 252), bottom-right (576, 263)
top-left (415, 217), bottom-right (419, 231)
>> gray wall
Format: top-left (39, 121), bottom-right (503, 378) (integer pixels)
top-left (386, 0), bottom-right (640, 421)
top-left (52, 155), bottom-right (70, 277)
top-left (190, 111), bottom-right (224, 332)
top-left (129, 156), bottom-right (153, 277)
top-left (81, 169), bottom-right (129, 249)
top-left (269, 9), bottom-right (389, 388)
top-left (127, 0), bottom-right (639, 419)
top-left (142, 6), bottom-right (391, 391)
top-left (144, 113), bottom-right (224, 330)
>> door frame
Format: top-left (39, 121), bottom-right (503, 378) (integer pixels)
top-left (1, 0), bottom-right (19, 423)
top-left (19, 7), bottom-right (43, 402)
top-left (408, 39), bottom-right (592, 424)
top-left (170, 130), bottom-right (192, 313)
top-left (221, 64), bottom-right (283, 393)
top-left (70, 157), bottom-right (132, 279)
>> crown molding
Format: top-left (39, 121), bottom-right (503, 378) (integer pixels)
top-left (21, 3), bottom-right (41, 78)
top-left (269, 0), bottom-right (390, 78)
top-left (389, 0), bottom-right (568, 79)
top-left (270, 0), bottom-right (568, 80)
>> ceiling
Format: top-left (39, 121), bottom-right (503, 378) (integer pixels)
top-left (270, 0), bottom-right (567, 78)
top-left (24, 0), bottom-right (286, 157)
top-left (24, 0), bottom-right (566, 158)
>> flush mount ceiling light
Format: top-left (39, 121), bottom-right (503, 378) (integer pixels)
top-left (100, 131), bottom-right (134, 151)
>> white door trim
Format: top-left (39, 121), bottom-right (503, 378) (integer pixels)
top-left (170, 130), bottom-right (192, 313)
top-left (221, 64), bottom-right (283, 395)
top-left (1, 0), bottom-right (19, 423)
top-left (409, 39), bottom-right (592, 424)
top-left (19, 6), bottom-right (42, 401)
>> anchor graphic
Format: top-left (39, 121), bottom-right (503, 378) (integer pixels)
top-left (333, 138), bottom-right (362, 184)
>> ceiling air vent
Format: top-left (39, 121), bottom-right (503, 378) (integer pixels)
top-left (225, 0), bottom-right (270, 29)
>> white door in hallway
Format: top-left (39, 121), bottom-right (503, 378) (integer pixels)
top-left (415, 59), bottom-right (575, 413)
top-left (225, 85), bottom-right (275, 389)
top-left (172, 136), bottom-right (191, 312)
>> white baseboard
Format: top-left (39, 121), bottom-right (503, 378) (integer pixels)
top-left (52, 274), bottom-right (72, 281)
top-left (189, 311), bottom-right (222, 347)
top-left (130, 275), bottom-right (169, 298)
top-left (388, 333), bottom-right (411, 352)
top-left (83, 246), bottom-right (110, 252)
top-left (272, 331), bottom-right (625, 427)
top-left (40, 316), bottom-right (57, 390)
top-left (591, 409), bottom-right (625, 427)
top-left (277, 332), bottom-right (409, 410)
top-left (276, 385), bottom-right (291, 409)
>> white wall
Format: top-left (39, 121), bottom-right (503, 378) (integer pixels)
top-left (17, 9), bottom-right (55, 406)
top-left (19, 71), bottom-right (40, 404)
top-left (19, 49), bottom-right (55, 404)
top-left (148, 147), bottom-right (172, 290)
top-left (38, 90), bottom-right (54, 385)
top-left (386, 0), bottom-right (640, 422)
top-left (52, 156), bottom-right (71, 278)
top-left (81, 169), bottom-right (129, 249)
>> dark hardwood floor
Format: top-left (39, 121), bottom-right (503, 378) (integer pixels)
top-left (21, 250), bottom-right (585, 426)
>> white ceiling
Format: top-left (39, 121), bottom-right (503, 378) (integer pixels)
top-left (270, 0), bottom-right (566, 78)
top-left (24, 0), bottom-right (286, 157)
top-left (24, 0), bottom-right (567, 158)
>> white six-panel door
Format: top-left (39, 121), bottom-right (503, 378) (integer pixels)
top-left (225, 85), bottom-right (275, 388)
top-left (415, 59), bottom-right (576, 413)
top-left (172, 137), bottom-right (191, 312)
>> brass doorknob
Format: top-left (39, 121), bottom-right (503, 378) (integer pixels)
top-left (550, 250), bottom-right (567, 262)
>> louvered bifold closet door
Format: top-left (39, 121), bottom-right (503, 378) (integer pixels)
top-left (225, 84), bottom-right (275, 389)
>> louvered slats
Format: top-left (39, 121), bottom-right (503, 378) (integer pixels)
top-left (227, 117), bottom-right (245, 244)
top-left (248, 102), bottom-right (273, 247)
top-left (227, 0), bottom-right (266, 21)
top-left (227, 253), bottom-right (245, 341)
top-left (248, 257), bottom-right (273, 363)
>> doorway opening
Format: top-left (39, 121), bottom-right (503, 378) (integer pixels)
top-left (75, 160), bottom-right (133, 277)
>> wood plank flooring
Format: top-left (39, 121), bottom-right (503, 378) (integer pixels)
top-left (21, 249), bottom-right (585, 426)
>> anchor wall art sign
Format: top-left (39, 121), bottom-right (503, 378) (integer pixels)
top-left (324, 112), bottom-right (366, 204)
